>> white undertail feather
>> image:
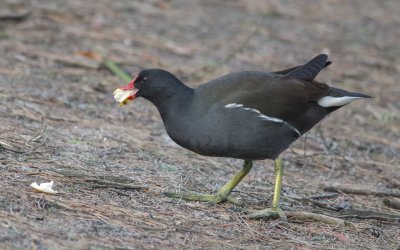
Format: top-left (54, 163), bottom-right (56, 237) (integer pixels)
top-left (317, 96), bottom-right (362, 107)
top-left (224, 103), bottom-right (301, 136)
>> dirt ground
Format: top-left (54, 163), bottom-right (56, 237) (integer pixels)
top-left (1, 0), bottom-right (399, 249)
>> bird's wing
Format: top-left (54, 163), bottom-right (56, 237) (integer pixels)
top-left (198, 71), bottom-right (329, 124)
top-left (230, 79), bottom-right (327, 122)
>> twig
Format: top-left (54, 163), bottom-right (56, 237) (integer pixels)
top-left (27, 117), bottom-right (46, 143)
top-left (287, 194), bottom-right (400, 220)
top-left (22, 141), bottom-right (46, 154)
top-left (316, 123), bottom-right (333, 153)
top-left (339, 156), bottom-right (395, 169)
top-left (103, 60), bottom-right (132, 82)
top-left (195, 10), bottom-right (267, 80)
top-left (50, 169), bottom-right (147, 190)
top-left (51, 169), bottom-right (133, 182)
top-left (322, 184), bottom-right (400, 198)
top-left (231, 190), bottom-right (265, 201)
top-left (303, 132), bottom-right (308, 158)
top-left (45, 116), bottom-right (78, 123)
top-left (0, 120), bottom-right (45, 154)
top-left (242, 208), bottom-right (352, 226)
top-left (0, 9), bottom-right (31, 22)
top-left (221, 27), bottom-right (260, 65)
top-left (309, 193), bottom-right (340, 200)
top-left (285, 194), bottom-right (340, 211)
top-left (14, 45), bottom-right (101, 69)
top-left (85, 180), bottom-right (147, 191)
top-left (334, 209), bottom-right (400, 220)
top-left (382, 177), bottom-right (400, 189)
top-left (0, 142), bottom-right (25, 153)
top-left (286, 211), bottom-right (351, 226)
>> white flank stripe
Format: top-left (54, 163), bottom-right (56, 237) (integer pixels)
top-left (258, 114), bottom-right (284, 123)
top-left (318, 96), bottom-right (362, 107)
top-left (224, 103), bottom-right (243, 108)
top-left (250, 108), bottom-right (261, 114)
top-left (224, 103), bottom-right (301, 136)
top-left (286, 125), bottom-right (300, 136)
top-left (258, 114), bottom-right (300, 136)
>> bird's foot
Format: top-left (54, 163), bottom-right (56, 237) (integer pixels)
top-left (244, 206), bottom-right (287, 221)
top-left (164, 191), bottom-right (244, 206)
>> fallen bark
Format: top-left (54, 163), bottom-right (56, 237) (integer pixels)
top-left (286, 211), bottom-right (351, 226)
top-left (322, 184), bottom-right (400, 198)
top-left (382, 198), bottom-right (400, 210)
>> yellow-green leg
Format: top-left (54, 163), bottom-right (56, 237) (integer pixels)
top-left (246, 157), bottom-right (287, 220)
top-left (165, 160), bottom-right (253, 205)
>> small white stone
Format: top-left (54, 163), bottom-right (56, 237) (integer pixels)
top-left (31, 181), bottom-right (58, 194)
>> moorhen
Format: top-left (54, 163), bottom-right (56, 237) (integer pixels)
top-left (113, 54), bottom-right (371, 219)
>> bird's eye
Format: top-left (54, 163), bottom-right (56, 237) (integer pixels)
top-left (142, 77), bottom-right (148, 82)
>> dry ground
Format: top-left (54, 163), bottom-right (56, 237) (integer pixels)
top-left (1, 0), bottom-right (399, 249)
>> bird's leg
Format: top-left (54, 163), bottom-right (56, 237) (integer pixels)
top-left (246, 157), bottom-right (287, 220)
top-left (165, 160), bottom-right (253, 205)
top-left (214, 160), bottom-right (252, 203)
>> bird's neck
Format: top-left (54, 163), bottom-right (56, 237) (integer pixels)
top-left (148, 83), bottom-right (194, 122)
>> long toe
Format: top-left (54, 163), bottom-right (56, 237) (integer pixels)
top-left (164, 191), bottom-right (243, 206)
top-left (244, 207), bottom-right (287, 221)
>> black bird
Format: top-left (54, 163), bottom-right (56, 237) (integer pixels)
top-left (113, 54), bottom-right (371, 219)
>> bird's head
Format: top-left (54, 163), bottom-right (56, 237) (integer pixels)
top-left (113, 69), bottom-right (180, 106)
